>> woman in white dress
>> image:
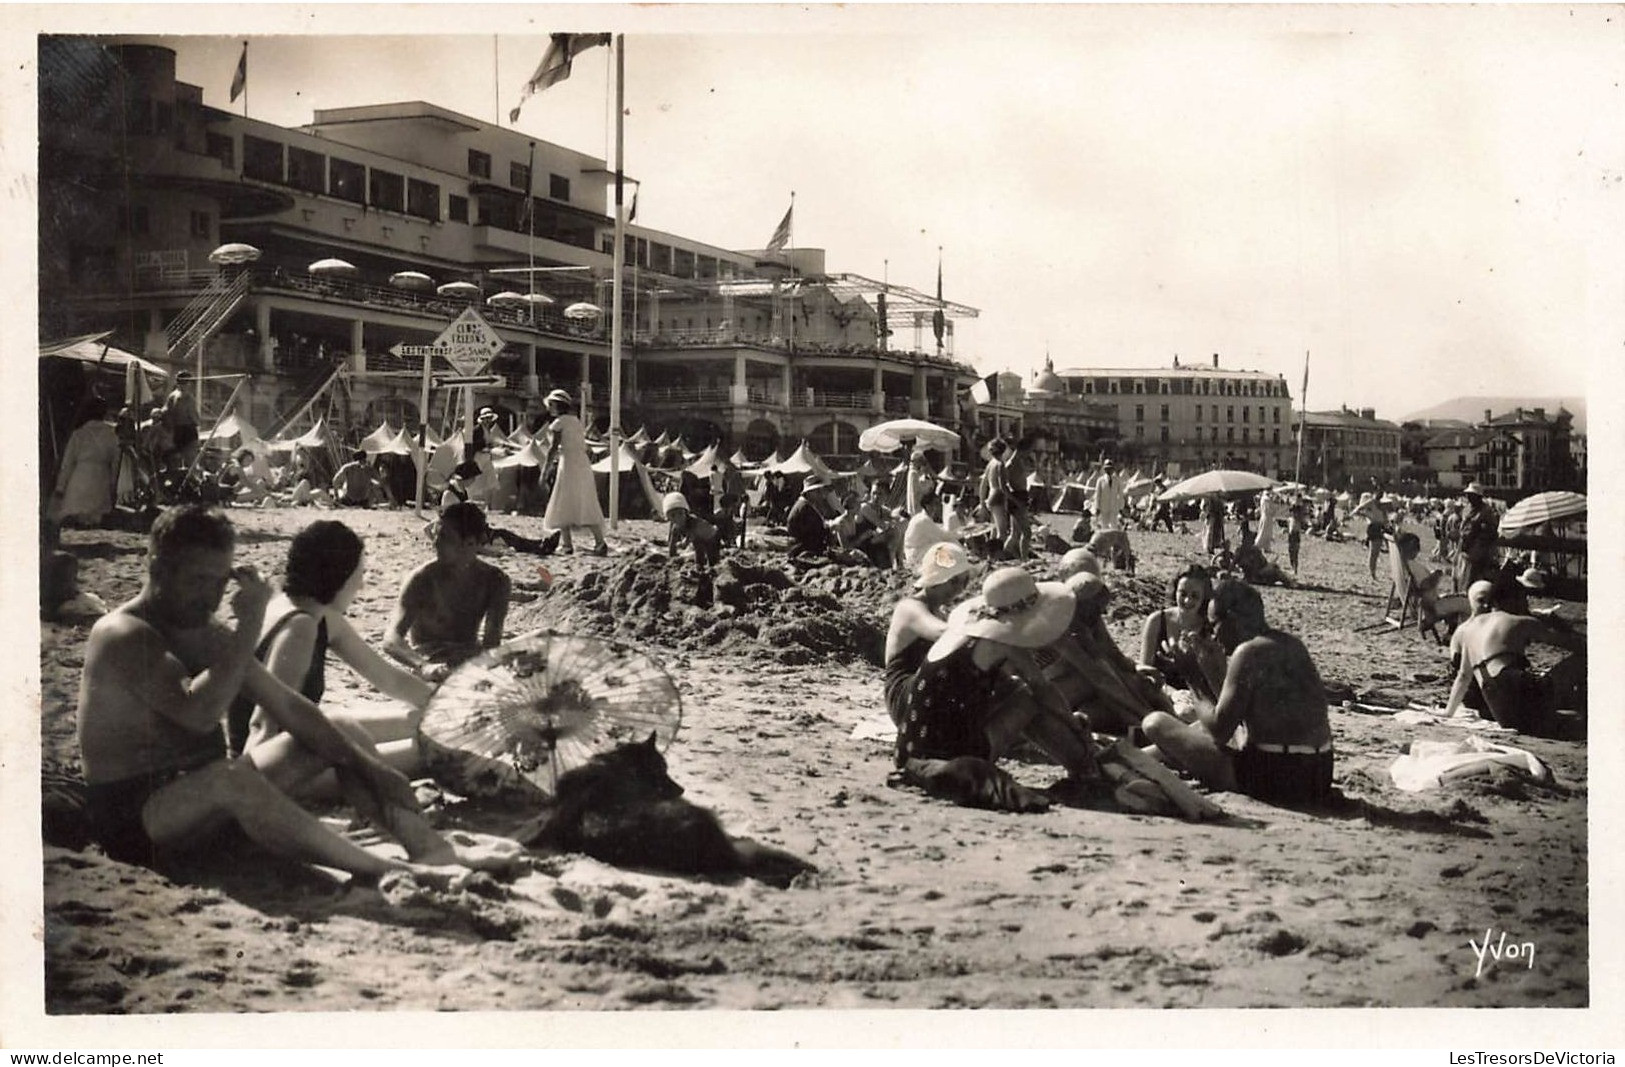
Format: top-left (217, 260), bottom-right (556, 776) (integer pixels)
top-left (52, 395), bottom-right (120, 526)
top-left (538, 389), bottom-right (609, 555)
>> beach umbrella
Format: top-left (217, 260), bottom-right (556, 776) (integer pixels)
top-left (420, 631), bottom-right (682, 797)
top-left (307, 257), bottom-right (357, 275)
top-left (518, 292), bottom-right (555, 306)
top-left (436, 281), bottom-right (482, 299)
top-left (1499, 491), bottom-right (1587, 533)
top-left (389, 271), bottom-right (435, 290)
top-left (564, 301), bottom-right (603, 321)
top-left (1157, 469), bottom-right (1277, 502)
top-left (207, 242), bottom-right (261, 266)
top-left (1124, 473), bottom-right (1159, 499)
top-left (487, 291), bottom-right (527, 307)
top-left (857, 418), bottom-right (960, 454)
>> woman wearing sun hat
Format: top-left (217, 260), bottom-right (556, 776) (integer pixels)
top-left (882, 542), bottom-right (976, 727)
top-left (537, 388), bottom-right (609, 556)
top-left (897, 566), bottom-right (1102, 789)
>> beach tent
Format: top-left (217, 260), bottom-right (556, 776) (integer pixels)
top-left (267, 415), bottom-right (329, 452)
top-left (494, 440), bottom-right (546, 469)
top-left (426, 429), bottom-right (466, 487)
top-left (591, 442), bottom-right (663, 518)
top-left (773, 441), bottom-right (838, 481)
top-left (360, 421), bottom-right (401, 455)
top-left (685, 444), bottom-right (720, 477)
top-left (651, 430), bottom-right (672, 448)
top-left (200, 411), bottom-right (263, 449)
top-left (729, 449), bottom-right (753, 469)
top-left (626, 426), bottom-right (650, 447)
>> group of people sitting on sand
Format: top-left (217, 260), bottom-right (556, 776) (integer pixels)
top-left (884, 542), bottom-right (1335, 815)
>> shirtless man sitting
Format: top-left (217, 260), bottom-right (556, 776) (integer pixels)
top-left (76, 505), bottom-right (515, 881)
top-left (1444, 580), bottom-right (1586, 737)
top-left (1140, 578), bottom-right (1335, 805)
top-left (384, 502), bottom-right (511, 681)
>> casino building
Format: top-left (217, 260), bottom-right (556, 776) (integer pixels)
top-left (38, 38), bottom-right (982, 462)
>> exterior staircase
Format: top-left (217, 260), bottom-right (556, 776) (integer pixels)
top-left (166, 270), bottom-right (253, 367)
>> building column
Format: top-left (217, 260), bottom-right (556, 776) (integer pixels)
top-left (871, 364), bottom-right (885, 413)
top-left (256, 301), bottom-right (274, 372)
top-left (782, 362), bottom-right (793, 409)
top-left (731, 350), bottom-right (749, 405)
top-left (578, 351), bottom-right (592, 415)
top-left (145, 308), bottom-right (167, 360)
top-left (525, 343), bottom-right (539, 397)
top-left (910, 363), bottom-right (928, 419)
top-left (349, 318), bottom-right (365, 373)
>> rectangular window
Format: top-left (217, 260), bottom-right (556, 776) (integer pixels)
top-left (286, 146), bottom-right (325, 194)
top-left (189, 210), bottom-right (211, 239)
top-left (242, 134), bottom-right (283, 183)
top-left (1273, 408), bottom-right (1281, 424)
top-left (1242, 427), bottom-right (1250, 444)
top-left (330, 158), bottom-right (365, 205)
top-left (369, 168), bottom-right (405, 213)
top-left (1160, 404), bottom-right (1169, 421)
top-left (1194, 405), bottom-right (1202, 422)
top-left (648, 242), bottom-right (673, 274)
top-left (673, 248), bottom-right (696, 277)
top-left (468, 149), bottom-right (491, 179)
top-left (510, 161), bottom-right (530, 191)
top-left (1242, 407), bottom-right (1250, 423)
top-left (1227, 406), bottom-right (1235, 423)
top-left (1135, 404), bottom-right (1145, 422)
top-left (549, 173), bottom-right (570, 200)
top-left (1135, 426), bottom-right (1145, 439)
top-left (206, 131), bottom-right (235, 169)
top-left (1227, 427), bottom-right (1235, 443)
top-left (1160, 426), bottom-right (1170, 443)
top-left (448, 194), bottom-right (468, 223)
top-left (1272, 429), bottom-right (1280, 445)
top-left (1210, 426), bottom-right (1219, 442)
top-left (407, 178), bottom-right (440, 221)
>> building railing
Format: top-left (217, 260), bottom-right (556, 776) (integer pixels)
top-left (637, 386), bottom-right (731, 405)
top-left (792, 390), bottom-right (876, 410)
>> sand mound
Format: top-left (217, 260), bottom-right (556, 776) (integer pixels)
top-left (523, 547), bottom-right (910, 666)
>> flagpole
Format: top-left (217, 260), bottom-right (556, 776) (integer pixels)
top-left (787, 190), bottom-right (796, 353)
top-left (607, 34), bottom-right (626, 527)
top-left (242, 41), bottom-right (248, 119)
top-left (1294, 350), bottom-right (1309, 485)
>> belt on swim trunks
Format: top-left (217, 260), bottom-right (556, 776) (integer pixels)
top-left (1250, 742), bottom-right (1333, 755)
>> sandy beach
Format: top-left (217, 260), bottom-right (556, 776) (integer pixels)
top-left (27, 504), bottom-right (1591, 1027)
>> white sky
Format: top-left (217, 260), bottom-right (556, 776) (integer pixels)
top-left (54, 7), bottom-right (1625, 419)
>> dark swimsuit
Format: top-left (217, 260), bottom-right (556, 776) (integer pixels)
top-left (883, 628), bottom-right (930, 727)
top-left (1227, 746), bottom-right (1334, 806)
top-left (1147, 610), bottom-right (1193, 690)
top-left (226, 607), bottom-right (328, 757)
top-left (1474, 651), bottom-right (1548, 733)
top-left (897, 640), bottom-right (1006, 767)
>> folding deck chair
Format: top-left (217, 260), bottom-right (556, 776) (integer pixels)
top-left (1362, 532), bottom-right (1469, 644)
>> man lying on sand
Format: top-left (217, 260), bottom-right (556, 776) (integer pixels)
top-left (1140, 577), bottom-right (1335, 806)
top-left (76, 505), bottom-right (518, 884)
top-left (384, 502), bottom-right (510, 681)
top-left (1444, 580), bottom-right (1586, 737)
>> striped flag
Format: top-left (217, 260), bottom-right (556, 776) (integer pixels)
top-left (229, 42), bottom-right (247, 103)
top-left (509, 33), bottom-right (611, 124)
top-left (765, 203), bottom-right (792, 253)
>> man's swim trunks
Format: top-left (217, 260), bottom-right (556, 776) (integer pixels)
top-left (84, 755), bottom-right (219, 866)
top-left (1229, 744), bottom-right (1334, 805)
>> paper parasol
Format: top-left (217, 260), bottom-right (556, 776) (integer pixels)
top-left (419, 630), bottom-right (682, 796)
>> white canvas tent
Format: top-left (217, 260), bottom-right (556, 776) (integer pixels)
top-left (201, 412), bottom-right (262, 448)
top-left (591, 442), bottom-right (663, 518)
top-left (359, 421), bottom-right (401, 455)
top-left (494, 440), bottom-right (546, 469)
top-left (774, 442), bottom-right (838, 481)
top-left (685, 444), bottom-right (720, 477)
top-left (267, 415), bottom-right (328, 452)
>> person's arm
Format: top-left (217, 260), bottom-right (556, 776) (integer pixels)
top-left (893, 598), bottom-right (950, 649)
top-left (382, 568), bottom-right (431, 669)
top-left (480, 567), bottom-right (511, 649)
top-left (1443, 635), bottom-right (1475, 716)
top-left (1203, 644), bottom-right (1252, 744)
top-left (260, 612), bottom-right (318, 695)
top-left (326, 613), bottom-right (434, 710)
top-left (1139, 611), bottom-right (1165, 671)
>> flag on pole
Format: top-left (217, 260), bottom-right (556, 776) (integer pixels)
top-left (509, 33), bottom-right (611, 124)
top-left (765, 203), bottom-right (793, 254)
top-left (932, 251), bottom-right (946, 348)
top-left (518, 141), bottom-right (536, 231)
top-left (229, 42), bottom-right (247, 103)
top-left (627, 186), bottom-right (638, 224)
top-left (1300, 351), bottom-right (1310, 405)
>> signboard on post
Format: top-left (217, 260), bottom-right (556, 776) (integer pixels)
top-left (438, 308), bottom-right (504, 376)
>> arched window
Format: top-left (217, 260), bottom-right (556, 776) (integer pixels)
top-left (808, 419), bottom-right (860, 457)
top-left (743, 419), bottom-right (779, 462)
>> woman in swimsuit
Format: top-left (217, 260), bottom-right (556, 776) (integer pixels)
top-left (228, 520), bottom-right (434, 776)
top-left (1138, 564), bottom-right (1223, 705)
top-left (882, 542), bottom-right (974, 726)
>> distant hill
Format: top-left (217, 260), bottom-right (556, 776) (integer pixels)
top-left (1400, 396), bottom-right (1586, 435)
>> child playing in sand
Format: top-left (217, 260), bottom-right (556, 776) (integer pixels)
top-left (663, 491), bottom-right (720, 568)
top-left (384, 502), bottom-right (511, 681)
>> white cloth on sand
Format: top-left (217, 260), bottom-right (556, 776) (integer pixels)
top-left (542, 413), bottom-right (604, 530)
top-left (1389, 737), bottom-right (1551, 792)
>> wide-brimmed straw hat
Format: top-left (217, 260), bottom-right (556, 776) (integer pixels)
top-left (941, 567), bottom-right (1075, 650)
top-left (1463, 482), bottom-right (1485, 497)
top-left (661, 491), bottom-right (690, 518)
top-left (543, 388), bottom-right (573, 409)
top-left (915, 541), bottom-right (973, 590)
top-left (477, 406), bottom-right (497, 420)
top-left (802, 474), bottom-right (831, 492)
top-left (1516, 566), bottom-right (1550, 591)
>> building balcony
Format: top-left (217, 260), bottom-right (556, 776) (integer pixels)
top-left (638, 386), bottom-right (733, 407)
top-left (791, 389), bottom-right (881, 412)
